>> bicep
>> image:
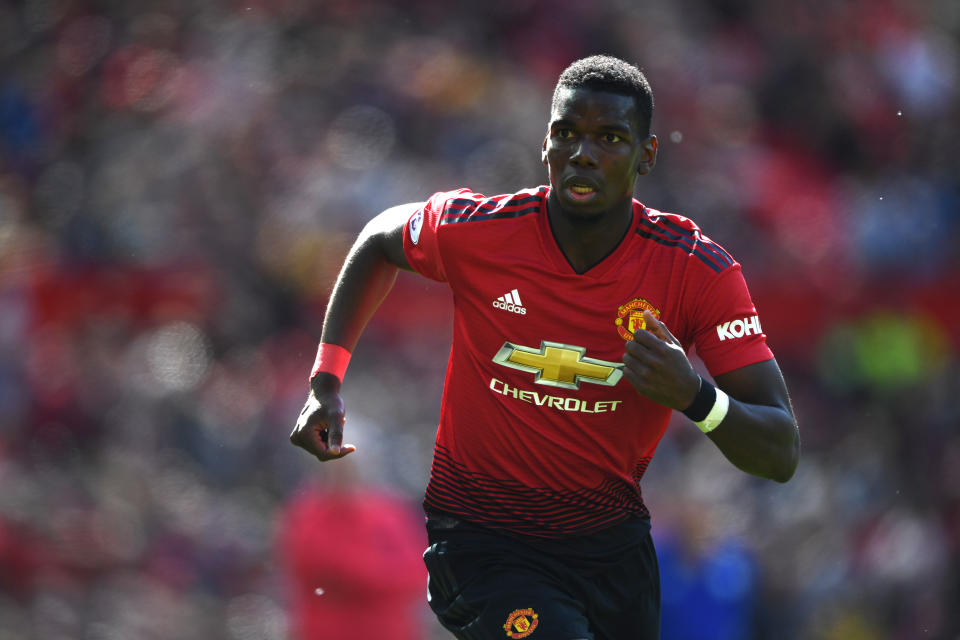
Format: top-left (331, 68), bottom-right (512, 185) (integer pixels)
top-left (713, 358), bottom-right (793, 415)
top-left (364, 202), bottom-right (422, 271)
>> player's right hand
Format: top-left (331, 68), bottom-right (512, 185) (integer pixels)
top-left (289, 375), bottom-right (356, 461)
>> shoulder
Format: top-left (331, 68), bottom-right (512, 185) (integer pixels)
top-left (428, 186), bottom-right (547, 227)
top-left (634, 202), bottom-right (737, 274)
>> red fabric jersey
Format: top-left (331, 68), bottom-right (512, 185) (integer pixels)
top-left (278, 488), bottom-right (427, 640)
top-left (402, 187), bottom-right (773, 538)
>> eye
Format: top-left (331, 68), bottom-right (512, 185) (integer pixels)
top-left (553, 127), bottom-right (574, 139)
top-left (603, 133), bottom-right (623, 143)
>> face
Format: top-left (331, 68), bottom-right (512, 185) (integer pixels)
top-left (542, 87), bottom-right (657, 218)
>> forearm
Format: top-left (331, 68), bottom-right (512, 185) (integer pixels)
top-left (300, 204), bottom-right (417, 448)
top-left (319, 204), bottom-right (414, 354)
top-left (321, 234), bottom-right (399, 351)
top-left (622, 315), bottom-right (801, 483)
top-left (308, 234), bottom-right (397, 399)
top-left (695, 358), bottom-right (800, 483)
top-left (705, 398), bottom-right (800, 482)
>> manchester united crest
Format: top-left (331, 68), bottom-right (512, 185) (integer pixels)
top-left (504, 608), bottom-right (539, 638)
top-left (615, 298), bottom-right (661, 340)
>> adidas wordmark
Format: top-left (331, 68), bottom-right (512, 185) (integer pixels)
top-left (493, 289), bottom-right (527, 315)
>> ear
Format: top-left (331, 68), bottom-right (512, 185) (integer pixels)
top-left (636, 134), bottom-right (658, 176)
top-left (541, 134), bottom-right (549, 166)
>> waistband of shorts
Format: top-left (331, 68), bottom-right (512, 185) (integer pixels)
top-left (425, 509), bottom-right (651, 559)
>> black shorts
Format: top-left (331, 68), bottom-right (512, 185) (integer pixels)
top-left (422, 514), bottom-right (660, 640)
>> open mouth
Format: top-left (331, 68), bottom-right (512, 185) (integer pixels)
top-left (567, 184), bottom-right (597, 200)
top-left (565, 180), bottom-right (599, 201)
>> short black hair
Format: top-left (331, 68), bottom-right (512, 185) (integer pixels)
top-left (552, 55), bottom-right (655, 135)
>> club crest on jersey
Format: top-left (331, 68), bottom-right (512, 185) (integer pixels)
top-left (615, 298), bottom-right (661, 340)
top-left (504, 608), bottom-right (539, 638)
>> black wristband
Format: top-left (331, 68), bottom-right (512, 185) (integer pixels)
top-left (681, 377), bottom-right (716, 422)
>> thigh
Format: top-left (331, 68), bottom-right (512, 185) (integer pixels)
top-left (423, 537), bottom-right (593, 640)
top-left (587, 532), bottom-right (661, 640)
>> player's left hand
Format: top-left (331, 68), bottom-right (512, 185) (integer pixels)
top-left (622, 310), bottom-right (701, 411)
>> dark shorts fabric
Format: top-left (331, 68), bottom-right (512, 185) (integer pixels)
top-left (422, 514), bottom-right (660, 640)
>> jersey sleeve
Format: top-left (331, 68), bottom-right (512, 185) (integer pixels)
top-left (401, 190), bottom-right (465, 282)
top-left (690, 265), bottom-right (774, 376)
top-left (402, 188), bottom-right (492, 283)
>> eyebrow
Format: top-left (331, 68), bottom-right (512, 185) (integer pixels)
top-left (550, 119), bottom-right (632, 135)
top-left (597, 124), bottom-right (632, 135)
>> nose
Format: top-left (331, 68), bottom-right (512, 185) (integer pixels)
top-left (570, 138), bottom-right (598, 167)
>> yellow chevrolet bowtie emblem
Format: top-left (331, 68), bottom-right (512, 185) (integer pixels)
top-left (492, 341), bottom-right (623, 389)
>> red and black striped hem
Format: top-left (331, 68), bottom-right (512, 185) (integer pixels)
top-left (423, 445), bottom-right (650, 538)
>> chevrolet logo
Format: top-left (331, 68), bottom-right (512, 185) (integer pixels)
top-left (492, 341), bottom-right (624, 389)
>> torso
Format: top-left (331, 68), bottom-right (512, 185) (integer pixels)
top-left (403, 186), bottom-right (765, 538)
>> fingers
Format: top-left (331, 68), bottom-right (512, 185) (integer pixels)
top-left (325, 413), bottom-right (345, 455)
top-left (290, 398), bottom-right (356, 461)
top-left (316, 433), bottom-right (356, 460)
top-left (621, 367), bottom-right (646, 394)
top-left (309, 422), bottom-right (356, 460)
top-left (621, 353), bottom-right (649, 384)
top-left (621, 311), bottom-right (697, 409)
top-left (641, 310), bottom-right (679, 345)
top-left (291, 422), bottom-right (357, 461)
top-left (625, 312), bottom-right (680, 356)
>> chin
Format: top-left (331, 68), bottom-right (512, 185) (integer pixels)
top-left (557, 195), bottom-right (608, 219)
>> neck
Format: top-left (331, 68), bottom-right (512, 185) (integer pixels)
top-left (546, 194), bottom-right (634, 274)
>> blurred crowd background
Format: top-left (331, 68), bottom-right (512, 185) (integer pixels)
top-left (1, 0), bottom-right (958, 638)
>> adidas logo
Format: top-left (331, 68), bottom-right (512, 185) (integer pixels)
top-left (492, 288), bottom-right (527, 315)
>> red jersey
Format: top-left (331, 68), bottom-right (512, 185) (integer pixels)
top-left (278, 488), bottom-right (427, 640)
top-left (402, 187), bottom-right (773, 538)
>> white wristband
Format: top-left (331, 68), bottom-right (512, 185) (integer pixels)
top-left (695, 387), bottom-right (729, 433)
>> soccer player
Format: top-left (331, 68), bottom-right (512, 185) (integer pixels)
top-left (290, 55), bottom-right (800, 640)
